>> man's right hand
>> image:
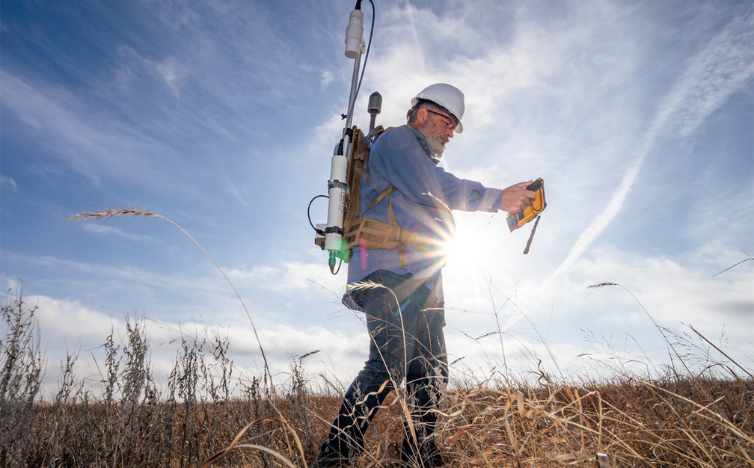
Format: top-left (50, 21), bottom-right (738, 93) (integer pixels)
top-left (499, 181), bottom-right (537, 213)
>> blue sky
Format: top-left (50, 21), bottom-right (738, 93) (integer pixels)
top-left (1, 0), bottom-right (752, 392)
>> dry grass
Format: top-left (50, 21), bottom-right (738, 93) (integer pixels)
top-left (434, 376), bottom-right (753, 467)
top-left (2, 287), bottom-right (753, 467)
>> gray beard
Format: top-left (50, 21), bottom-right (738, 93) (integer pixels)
top-left (426, 135), bottom-right (445, 159)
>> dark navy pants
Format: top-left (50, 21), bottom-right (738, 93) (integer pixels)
top-left (317, 270), bottom-right (448, 467)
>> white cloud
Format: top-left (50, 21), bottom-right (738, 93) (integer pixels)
top-left (32, 295), bottom-right (126, 342)
top-left (313, 112), bottom-right (349, 148)
top-left (227, 261), bottom-right (340, 293)
top-left (112, 47), bottom-right (188, 98)
top-left (0, 175), bottom-right (17, 192)
top-left (320, 70), bottom-right (334, 89)
top-left (564, 246), bottom-right (754, 336)
top-left (154, 56), bottom-right (186, 95)
top-left (0, 252), bottom-right (345, 330)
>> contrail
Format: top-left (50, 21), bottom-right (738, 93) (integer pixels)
top-left (500, 10), bottom-right (754, 333)
top-left (548, 10), bottom-right (754, 285)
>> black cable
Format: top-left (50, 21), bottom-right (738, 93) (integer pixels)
top-left (345, 0), bottom-right (375, 123)
top-left (523, 216), bottom-right (541, 255)
top-left (331, 257), bottom-right (343, 275)
top-left (308, 195), bottom-right (328, 235)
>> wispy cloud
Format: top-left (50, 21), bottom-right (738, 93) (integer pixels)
top-left (82, 224), bottom-right (159, 243)
top-left (0, 175), bottom-right (17, 192)
top-left (154, 56), bottom-right (186, 98)
top-left (1, 251), bottom-right (228, 299)
top-left (0, 71), bottom-right (164, 187)
top-left (548, 10), bottom-right (754, 284)
top-left (0, 1), bottom-right (342, 193)
top-left (320, 71), bottom-right (334, 89)
top-left (224, 181), bottom-right (249, 206)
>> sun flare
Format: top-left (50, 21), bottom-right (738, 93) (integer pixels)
top-left (444, 218), bottom-right (508, 275)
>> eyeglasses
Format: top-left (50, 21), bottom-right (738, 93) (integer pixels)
top-left (425, 109), bottom-right (457, 131)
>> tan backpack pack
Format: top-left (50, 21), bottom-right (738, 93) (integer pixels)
top-left (332, 126), bottom-right (443, 269)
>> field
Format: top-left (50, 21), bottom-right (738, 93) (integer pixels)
top-left (2, 289), bottom-right (753, 468)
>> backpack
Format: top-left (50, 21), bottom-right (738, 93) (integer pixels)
top-left (339, 126), bottom-right (444, 269)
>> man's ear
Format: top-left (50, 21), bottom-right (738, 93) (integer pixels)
top-left (415, 107), bottom-right (429, 125)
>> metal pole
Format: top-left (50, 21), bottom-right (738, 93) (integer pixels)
top-left (344, 50), bottom-right (362, 131)
top-left (341, 49), bottom-right (362, 174)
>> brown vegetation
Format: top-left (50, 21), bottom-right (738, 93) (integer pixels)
top-left (2, 289), bottom-right (753, 467)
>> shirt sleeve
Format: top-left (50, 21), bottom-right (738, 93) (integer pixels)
top-left (370, 127), bottom-right (502, 213)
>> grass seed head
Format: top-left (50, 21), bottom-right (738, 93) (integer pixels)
top-left (67, 207), bottom-right (161, 222)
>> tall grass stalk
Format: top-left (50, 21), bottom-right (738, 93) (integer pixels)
top-left (67, 208), bottom-right (273, 385)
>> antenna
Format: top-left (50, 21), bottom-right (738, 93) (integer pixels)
top-left (310, 0), bottom-right (375, 274)
top-left (368, 91), bottom-right (382, 133)
top-left (323, 3), bottom-right (366, 273)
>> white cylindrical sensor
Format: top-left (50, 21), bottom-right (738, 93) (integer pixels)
top-left (344, 9), bottom-right (364, 59)
top-left (330, 153), bottom-right (348, 186)
top-left (324, 153), bottom-right (349, 251)
top-left (324, 187), bottom-right (345, 250)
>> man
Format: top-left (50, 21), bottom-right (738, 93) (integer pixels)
top-left (315, 83), bottom-right (536, 467)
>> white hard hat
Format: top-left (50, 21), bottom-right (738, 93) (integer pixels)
top-left (412, 83), bottom-right (465, 133)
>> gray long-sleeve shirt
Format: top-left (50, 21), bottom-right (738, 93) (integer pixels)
top-left (345, 125), bottom-right (503, 306)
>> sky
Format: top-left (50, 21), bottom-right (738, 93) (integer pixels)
top-left (1, 0), bottom-right (752, 395)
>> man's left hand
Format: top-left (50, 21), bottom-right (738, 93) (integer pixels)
top-left (499, 181), bottom-right (537, 213)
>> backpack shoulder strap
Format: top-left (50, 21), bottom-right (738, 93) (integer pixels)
top-left (343, 125), bottom-right (426, 270)
top-left (362, 186), bottom-right (393, 216)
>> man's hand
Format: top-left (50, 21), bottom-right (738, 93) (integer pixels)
top-left (499, 181), bottom-right (537, 213)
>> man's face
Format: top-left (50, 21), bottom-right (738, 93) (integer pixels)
top-left (418, 108), bottom-right (456, 159)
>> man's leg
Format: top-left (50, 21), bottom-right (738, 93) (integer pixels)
top-left (316, 271), bottom-right (427, 467)
top-left (400, 300), bottom-right (448, 467)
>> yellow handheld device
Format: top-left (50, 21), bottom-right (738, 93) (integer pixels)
top-left (507, 178), bottom-right (547, 232)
